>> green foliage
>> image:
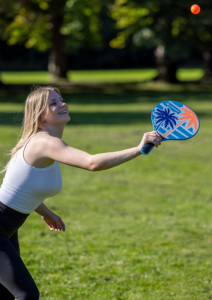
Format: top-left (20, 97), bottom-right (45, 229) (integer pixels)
top-left (5, 7), bottom-right (52, 51)
top-left (2, 0), bottom-right (102, 53)
top-left (1, 0), bottom-right (51, 51)
top-left (62, 0), bottom-right (102, 53)
top-left (0, 82), bottom-right (212, 298)
top-left (110, 0), bottom-right (212, 60)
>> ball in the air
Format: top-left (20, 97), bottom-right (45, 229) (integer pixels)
top-left (191, 4), bottom-right (201, 14)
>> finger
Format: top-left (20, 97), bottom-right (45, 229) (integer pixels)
top-left (154, 132), bottom-right (161, 141)
top-left (58, 217), bottom-right (66, 232)
top-left (54, 223), bottom-right (61, 231)
top-left (153, 138), bottom-right (161, 147)
top-left (152, 130), bottom-right (160, 137)
top-left (49, 223), bottom-right (59, 231)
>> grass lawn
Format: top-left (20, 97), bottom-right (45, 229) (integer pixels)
top-left (0, 80), bottom-right (212, 299)
top-left (1, 68), bottom-right (204, 84)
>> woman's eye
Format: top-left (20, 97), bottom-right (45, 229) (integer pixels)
top-left (50, 102), bottom-right (56, 106)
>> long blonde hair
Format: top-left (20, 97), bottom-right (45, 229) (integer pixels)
top-left (4, 86), bottom-right (60, 171)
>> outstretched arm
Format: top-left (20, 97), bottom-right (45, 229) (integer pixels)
top-left (40, 131), bottom-right (162, 171)
top-left (85, 131), bottom-right (162, 170)
top-left (35, 203), bottom-right (65, 232)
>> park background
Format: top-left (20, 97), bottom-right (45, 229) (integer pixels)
top-left (0, 0), bottom-right (212, 299)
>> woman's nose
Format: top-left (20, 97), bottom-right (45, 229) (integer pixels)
top-left (60, 101), bottom-right (66, 107)
top-left (61, 101), bottom-right (69, 110)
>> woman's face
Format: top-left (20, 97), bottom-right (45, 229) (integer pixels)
top-left (41, 90), bottom-right (70, 126)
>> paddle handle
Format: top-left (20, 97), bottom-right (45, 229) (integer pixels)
top-left (140, 143), bottom-right (155, 155)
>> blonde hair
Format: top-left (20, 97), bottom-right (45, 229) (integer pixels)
top-left (3, 86), bottom-right (60, 171)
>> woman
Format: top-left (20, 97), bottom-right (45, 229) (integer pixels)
top-left (0, 86), bottom-right (162, 299)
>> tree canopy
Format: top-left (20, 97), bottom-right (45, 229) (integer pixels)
top-left (1, 0), bottom-right (102, 79)
top-left (1, 0), bottom-right (212, 82)
top-left (109, 0), bottom-right (212, 82)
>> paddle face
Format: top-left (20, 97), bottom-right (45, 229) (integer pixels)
top-left (140, 100), bottom-right (200, 155)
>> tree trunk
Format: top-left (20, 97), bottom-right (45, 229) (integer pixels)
top-left (154, 45), bottom-right (178, 83)
top-left (201, 50), bottom-right (212, 83)
top-left (48, 13), bottom-right (68, 80)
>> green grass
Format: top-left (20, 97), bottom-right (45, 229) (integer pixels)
top-left (0, 83), bottom-right (212, 299)
top-left (1, 68), bottom-right (204, 84)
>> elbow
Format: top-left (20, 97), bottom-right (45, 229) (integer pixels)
top-left (87, 156), bottom-right (100, 171)
top-left (88, 162), bottom-right (99, 172)
top-left (89, 163), bottom-right (106, 172)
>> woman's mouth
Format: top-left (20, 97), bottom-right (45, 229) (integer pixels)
top-left (59, 110), bottom-right (68, 115)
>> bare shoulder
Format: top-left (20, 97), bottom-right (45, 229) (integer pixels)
top-left (26, 132), bottom-right (91, 168)
top-left (24, 133), bottom-right (66, 167)
top-left (29, 133), bottom-right (66, 153)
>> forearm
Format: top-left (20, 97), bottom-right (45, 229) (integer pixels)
top-left (89, 146), bottom-right (141, 171)
top-left (35, 203), bottom-right (53, 218)
top-left (41, 131), bottom-right (161, 171)
top-left (35, 203), bottom-right (66, 232)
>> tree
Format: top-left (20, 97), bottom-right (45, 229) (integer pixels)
top-left (186, 0), bottom-right (212, 83)
top-left (2, 0), bottom-right (102, 80)
top-left (109, 0), bottom-right (211, 83)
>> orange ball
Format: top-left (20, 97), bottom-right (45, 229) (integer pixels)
top-left (191, 4), bottom-right (201, 14)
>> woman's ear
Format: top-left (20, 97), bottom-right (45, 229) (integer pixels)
top-left (39, 112), bottom-right (46, 124)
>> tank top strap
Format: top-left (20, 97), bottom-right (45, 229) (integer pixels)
top-left (22, 131), bottom-right (49, 152)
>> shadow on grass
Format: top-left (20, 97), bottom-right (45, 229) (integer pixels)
top-left (0, 110), bottom-right (210, 126)
top-left (0, 112), bottom-right (23, 126)
top-left (0, 111), bottom-right (150, 126)
top-left (0, 83), bottom-right (212, 105)
top-left (1, 91), bottom-right (212, 107)
top-left (0, 82), bottom-right (211, 126)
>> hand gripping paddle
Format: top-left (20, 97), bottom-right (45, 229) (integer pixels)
top-left (140, 100), bottom-right (200, 155)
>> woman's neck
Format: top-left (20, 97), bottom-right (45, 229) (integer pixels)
top-left (40, 125), bottom-right (64, 138)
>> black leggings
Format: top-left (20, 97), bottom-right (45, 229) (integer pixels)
top-left (0, 202), bottom-right (39, 300)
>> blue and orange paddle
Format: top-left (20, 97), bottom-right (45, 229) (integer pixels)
top-left (140, 100), bottom-right (200, 155)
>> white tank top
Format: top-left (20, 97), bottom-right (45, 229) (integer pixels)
top-left (0, 132), bottom-right (62, 214)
